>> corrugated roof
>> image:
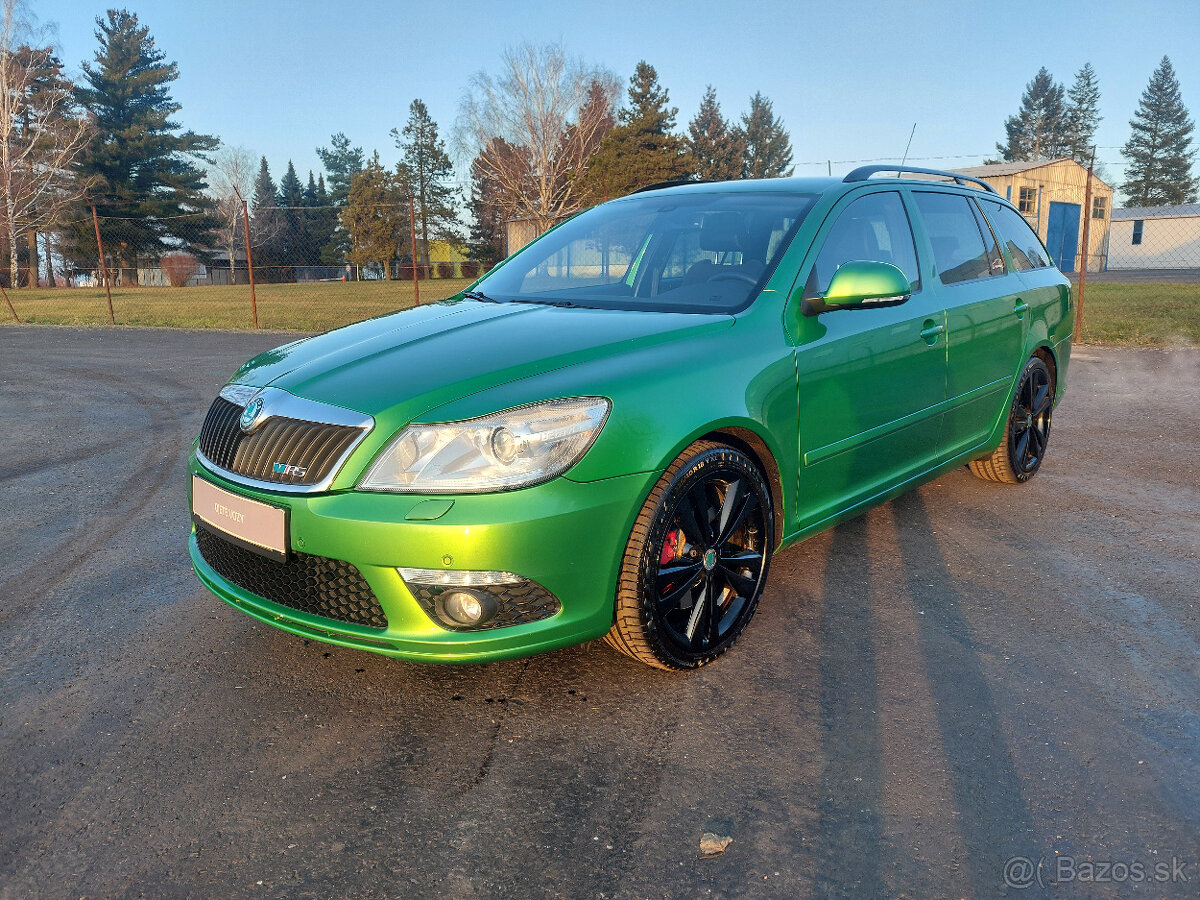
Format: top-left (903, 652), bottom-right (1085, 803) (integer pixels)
top-left (1112, 203), bottom-right (1200, 220)
top-left (951, 158), bottom-right (1072, 177)
top-left (949, 157), bottom-right (1113, 191)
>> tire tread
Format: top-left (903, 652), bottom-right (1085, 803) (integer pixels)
top-left (604, 440), bottom-right (768, 671)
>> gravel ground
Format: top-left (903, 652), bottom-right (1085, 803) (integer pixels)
top-left (1, 326), bottom-right (1198, 899)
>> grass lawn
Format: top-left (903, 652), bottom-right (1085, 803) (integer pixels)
top-left (1079, 282), bottom-right (1200, 346)
top-left (2, 277), bottom-right (1197, 347)
top-left (3, 278), bottom-right (476, 332)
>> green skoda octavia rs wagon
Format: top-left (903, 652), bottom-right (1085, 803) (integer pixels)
top-left (189, 166), bottom-right (1071, 670)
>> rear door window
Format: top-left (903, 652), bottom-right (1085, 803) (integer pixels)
top-left (912, 192), bottom-right (993, 285)
top-left (978, 200), bottom-right (1052, 271)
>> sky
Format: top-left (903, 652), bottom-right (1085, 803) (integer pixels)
top-left (35, 0), bottom-right (1200, 200)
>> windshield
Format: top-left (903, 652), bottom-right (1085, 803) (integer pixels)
top-left (474, 191), bottom-right (817, 314)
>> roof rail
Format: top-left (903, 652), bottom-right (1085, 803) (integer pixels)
top-left (843, 164), bottom-right (997, 194)
top-left (631, 178), bottom-right (712, 194)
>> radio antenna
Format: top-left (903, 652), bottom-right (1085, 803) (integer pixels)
top-left (898, 123), bottom-right (917, 175)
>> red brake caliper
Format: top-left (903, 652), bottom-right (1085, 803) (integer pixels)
top-left (659, 528), bottom-right (688, 595)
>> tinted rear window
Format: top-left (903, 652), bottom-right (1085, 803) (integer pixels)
top-left (979, 200), bottom-right (1052, 271)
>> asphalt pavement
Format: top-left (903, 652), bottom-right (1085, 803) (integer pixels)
top-left (1, 326), bottom-right (1198, 899)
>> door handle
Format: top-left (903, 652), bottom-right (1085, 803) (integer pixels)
top-left (1014, 298), bottom-right (1029, 318)
top-left (920, 320), bottom-right (945, 345)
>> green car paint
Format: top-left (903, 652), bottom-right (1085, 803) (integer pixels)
top-left (189, 172), bottom-right (1071, 664)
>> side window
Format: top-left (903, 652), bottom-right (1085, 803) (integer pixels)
top-left (970, 199), bottom-right (1006, 275)
top-left (980, 200), bottom-right (1051, 271)
top-left (810, 191), bottom-right (920, 295)
top-left (912, 192), bottom-right (992, 285)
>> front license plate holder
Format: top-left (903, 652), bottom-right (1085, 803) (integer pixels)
top-left (192, 475), bottom-right (289, 563)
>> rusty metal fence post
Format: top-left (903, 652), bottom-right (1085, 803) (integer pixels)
top-left (91, 205), bottom-right (115, 325)
top-left (241, 198), bottom-right (259, 328)
top-left (1075, 146), bottom-right (1096, 341)
top-left (1, 280), bottom-right (18, 322)
top-left (409, 196), bottom-right (420, 305)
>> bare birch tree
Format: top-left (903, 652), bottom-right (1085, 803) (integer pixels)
top-left (457, 43), bottom-right (618, 231)
top-left (0, 0), bottom-right (93, 287)
top-left (210, 145), bottom-right (255, 284)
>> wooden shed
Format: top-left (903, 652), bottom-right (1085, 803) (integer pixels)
top-left (952, 158), bottom-right (1114, 273)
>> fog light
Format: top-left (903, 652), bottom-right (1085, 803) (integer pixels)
top-left (436, 589), bottom-right (498, 628)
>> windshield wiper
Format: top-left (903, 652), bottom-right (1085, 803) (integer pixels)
top-left (509, 298), bottom-right (587, 309)
top-left (462, 289), bottom-right (499, 303)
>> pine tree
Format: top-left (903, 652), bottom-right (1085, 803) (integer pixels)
top-left (340, 152), bottom-right (404, 278)
top-left (249, 157), bottom-right (283, 279)
top-left (997, 67), bottom-right (1068, 162)
top-left (574, 61), bottom-right (693, 204)
top-left (738, 92), bottom-right (793, 178)
top-left (70, 9), bottom-right (218, 281)
top-left (558, 79), bottom-right (616, 191)
top-left (252, 157), bottom-right (277, 210)
top-left (687, 86), bottom-right (745, 181)
top-left (275, 160), bottom-right (306, 266)
top-left (468, 138), bottom-right (518, 263)
top-left (315, 132), bottom-right (364, 206)
top-left (391, 99), bottom-right (459, 265)
top-left (313, 174), bottom-right (341, 266)
top-left (1063, 63), bottom-right (1102, 163)
top-left (1121, 56), bottom-right (1197, 206)
top-left (277, 161), bottom-right (304, 207)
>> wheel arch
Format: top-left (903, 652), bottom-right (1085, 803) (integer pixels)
top-left (700, 426), bottom-right (786, 550)
top-left (1031, 343), bottom-right (1058, 389)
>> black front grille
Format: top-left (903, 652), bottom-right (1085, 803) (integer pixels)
top-left (406, 580), bottom-right (560, 632)
top-left (195, 524), bottom-right (388, 630)
top-left (197, 396), bottom-right (362, 486)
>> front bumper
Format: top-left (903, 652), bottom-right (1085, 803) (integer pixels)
top-left (187, 455), bottom-right (656, 663)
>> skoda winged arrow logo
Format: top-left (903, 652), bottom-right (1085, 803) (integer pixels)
top-left (239, 396), bottom-right (264, 432)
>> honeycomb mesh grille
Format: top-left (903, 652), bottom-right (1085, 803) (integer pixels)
top-left (406, 580), bottom-right (560, 632)
top-left (195, 524), bottom-right (388, 630)
top-left (197, 396), bottom-right (362, 486)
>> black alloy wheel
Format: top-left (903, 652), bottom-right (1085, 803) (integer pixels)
top-left (968, 355), bottom-right (1056, 484)
top-left (1010, 358), bottom-right (1053, 477)
top-left (606, 442), bottom-right (774, 670)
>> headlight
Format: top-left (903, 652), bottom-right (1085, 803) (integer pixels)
top-left (358, 397), bottom-right (610, 493)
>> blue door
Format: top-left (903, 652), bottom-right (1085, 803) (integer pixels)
top-left (1046, 201), bottom-right (1081, 272)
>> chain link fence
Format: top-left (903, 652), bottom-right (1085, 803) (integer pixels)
top-left (3, 197), bottom-right (1199, 331)
top-left (2, 202), bottom-right (491, 331)
top-left (1100, 203), bottom-right (1200, 277)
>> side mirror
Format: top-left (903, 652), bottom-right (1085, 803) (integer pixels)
top-left (804, 260), bottom-right (911, 315)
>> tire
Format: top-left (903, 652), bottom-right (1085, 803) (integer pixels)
top-left (604, 441), bottom-right (774, 670)
top-left (969, 355), bottom-right (1055, 484)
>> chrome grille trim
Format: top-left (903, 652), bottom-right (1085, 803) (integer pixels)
top-left (196, 386), bottom-right (375, 494)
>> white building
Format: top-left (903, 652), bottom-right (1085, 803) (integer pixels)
top-left (1108, 203), bottom-right (1200, 269)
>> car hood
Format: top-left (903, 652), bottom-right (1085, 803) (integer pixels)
top-left (230, 298), bottom-right (734, 421)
